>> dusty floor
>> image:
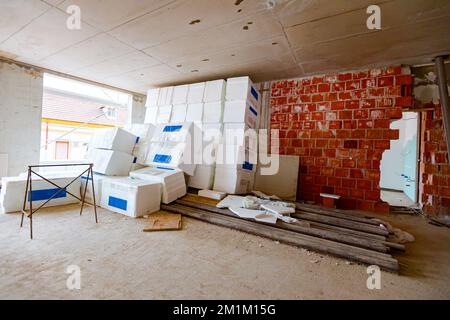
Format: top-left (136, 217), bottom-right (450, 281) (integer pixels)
top-left (0, 204), bottom-right (449, 299)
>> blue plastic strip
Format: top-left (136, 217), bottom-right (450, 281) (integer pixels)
top-left (108, 196), bottom-right (127, 211)
top-left (153, 154), bottom-right (172, 164)
top-left (28, 188), bottom-right (67, 202)
top-left (250, 86), bottom-right (259, 101)
top-left (242, 162), bottom-right (254, 171)
top-left (249, 105), bottom-right (258, 116)
top-left (156, 166), bottom-right (175, 170)
top-left (81, 176), bottom-right (91, 181)
top-left (163, 125), bottom-right (182, 132)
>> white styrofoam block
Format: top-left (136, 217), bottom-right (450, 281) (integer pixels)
top-left (130, 166), bottom-right (186, 204)
top-left (145, 88), bottom-right (159, 107)
top-left (144, 107), bottom-right (158, 124)
top-left (90, 127), bottom-right (138, 154)
top-left (100, 177), bottom-right (161, 218)
top-left (226, 76), bottom-right (261, 107)
top-left (223, 100), bottom-right (259, 128)
top-left (198, 189), bottom-right (227, 200)
top-left (1, 174), bottom-right (81, 213)
top-left (188, 164), bottom-right (215, 190)
top-left (80, 173), bottom-right (107, 204)
top-left (223, 123), bottom-right (257, 151)
top-left (204, 79), bottom-right (226, 102)
top-left (144, 141), bottom-right (197, 176)
top-left (215, 144), bottom-right (257, 167)
top-left (213, 165), bottom-right (255, 194)
top-left (156, 105), bottom-right (172, 123)
top-left (172, 85), bottom-right (189, 105)
top-left (157, 86), bottom-right (174, 105)
top-left (186, 103), bottom-right (203, 122)
top-left (91, 149), bottom-right (134, 176)
top-left (151, 122), bottom-right (193, 143)
top-left (187, 82), bottom-right (205, 103)
top-left (203, 101), bottom-right (224, 123)
top-left (124, 124), bottom-right (155, 165)
top-left (202, 123), bottom-right (223, 146)
top-left (170, 104), bottom-right (187, 123)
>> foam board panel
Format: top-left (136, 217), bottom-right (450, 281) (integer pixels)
top-left (223, 100), bottom-right (259, 128)
top-left (187, 82), bottom-right (205, 103)
top-left (170, 104), bottom-right (187, 123)
top-left (204, 79), bottom-right (226, 102)
top-left (172, 84), bottom-right (189, 105)
top-left (186, 103), bottom-right (203, 122)
top-left (226, 76), bottom-right (261, 107)
top-left (91, 149), bottom-right (134, 176)
top-left (145, 88), bottom-right (159, 107)
top-left (90, 127), bottom-right (138, 154)
top-left (203, 101), bottom-right (224, 123)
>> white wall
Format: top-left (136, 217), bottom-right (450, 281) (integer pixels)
top-left (0, 62), bottom-right (43, 177)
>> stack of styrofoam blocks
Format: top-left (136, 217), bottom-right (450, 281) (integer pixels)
top-left (213, 76), bottom-right (262, 194)
top-left (144, 122), bottom-right (198, 176)
top-left (87, 127), bottom-right (163, 218)
top-left (188, 80), bottom-right (226, 190)
top-left (83, 127), bottom-right (138, 205)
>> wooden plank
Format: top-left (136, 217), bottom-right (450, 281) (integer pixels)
top-left (176, 199), bottom-right (389, 253)
top-left (143, 211), bottom-right (181, 232)
top-left (162, 204), bottom-right (399, 272)
top-left (294, 203), bottom-right (382, 226)
top-left (292, 211), bottom-right (389, 236)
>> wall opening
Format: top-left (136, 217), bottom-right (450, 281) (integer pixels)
top-left (380, 111), bottom-right (419, 207)
top-left (40, 74), bottom-right (131, 162)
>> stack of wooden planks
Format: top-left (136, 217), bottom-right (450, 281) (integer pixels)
top-left (162, 194), bottom-right (405, 273)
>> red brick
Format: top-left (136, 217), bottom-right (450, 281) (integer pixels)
top-left (342, 178), bottom-right (356, 188)
top-left (343, 120), bottom-right (357, 129)
top-left (374, 119), bottom-right (390, 128)
top-left (338, 73), bottom-right (352, 81)
top-left (367, 130), bottom-right (384, 139)
top-left (358, 160), bottom-right (372, 169)
top-left (335, 168), bottom-right (349, 177)
top-left (353, 71), bottom-right (368, 79)
top-left (328, 139), bottom-right (341, 148)
top-left (370, 109), bottom-right (385, 119)
top-left (328, 158), bottom-right (341, 168)
top-left (332, 82), bottom-right (345, 92)
top-left (361, 79), bottom-right (376, 89)
top-left (345, 100), bottom-right (360, 109)
top-left (286, 130), bottom-right (298, 139)
top-left (312, 76), bottom-right (324, 84)
top-left (318, 83), bottom-right (330, 93)
top-left (359, 140), bottom-right (373, 149)
top-left (350, 188), bottom-right (365, 199)
top-left (358, 120), bottom-right (374, 129)
top-left (395, 96), bottom-right (413, 107)
top-left (386, 107), bottom-right (403, 119)
top-left (312, 111), bottom-right (324, 120)
top-left (357, 180), bottom-right (372, 190)
top-left (339, 110), bottom-right (352, 120)
top-left (312, 94), bottom-right (324, 102)
top-left (336, 130), bottom-right (351, 138)
top-left (351, 130), bottom-right (366, 138)
top-left (331, 101), bottom-right (345, 110)
top-left (346, 80), bottom-right (360, 90)
top-left (365, 190), bottom-right (380, 201)
top-left (339, 92), bottom-right (352, 100)
top-left (329, 121), bottom-right (342, 129)
top-left (384, 129), bottom-right (400, 140)
top-left (350, 169), bottom-right (364, 179)
top-left (354, 110), bottom-right (368, 119)
top-left (342, 159), bottom-right (356, 168)
top-left (395, 75), bottom-right (413, 85)
top-left (361, 99), bottom-right (376, 108)
top-left (385, 66), bottom-right (402, 75)
top-left (324, 148), bottom-right (336, 157)
top-left (369, 88), bottom-right (385, 97)
top-left (377, 76), bottom-right (394, 87)
top-left (374, 201), bottom-right (390, 214)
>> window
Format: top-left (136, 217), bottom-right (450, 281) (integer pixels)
top-left (40, 74), bottom-right (131, 162)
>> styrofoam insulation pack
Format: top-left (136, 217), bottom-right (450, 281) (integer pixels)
top-left (225, 76), bottom-right (261, 108)
top-left (124, 124), bottom-right (155, 165)
top-left (223, 100), bottom-right (259, 128)
top-left (130, 166), bottom-right (186, 204)
top-left (204, 79), bottom-right (226, 102)
top-left (90, 127), bottom-right (138, 154)
top-left (91, 149), bottom-right (135, 176)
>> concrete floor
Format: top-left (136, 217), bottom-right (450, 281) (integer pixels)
top-left (0, 205), bottom-right (449, 299)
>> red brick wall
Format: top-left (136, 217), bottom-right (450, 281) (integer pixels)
top-left (420, 102), bottom-right (450, 215)
top-left (269, 66), bottom-right (413, 213)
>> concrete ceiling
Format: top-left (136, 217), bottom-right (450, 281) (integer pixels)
top-left (1, 0), bottom-right (449, 94)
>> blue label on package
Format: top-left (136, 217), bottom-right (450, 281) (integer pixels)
top-left (28, 188), bottom-right (67, 202)
top-left (108, 196), bottom-right (127, 211)
top-left (153, 154), bottom-right (172, 163)
top-left (250, 86), bottom-right (259, 101)
top-left (163, 125), bottom-right (182, 132)
top-left (242, 161), bottom-right (254, 171)
top-left (249, 105), bottom-right (258, 116)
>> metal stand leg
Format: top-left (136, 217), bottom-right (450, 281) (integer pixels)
top-left (90, 166), bottom-right (98, 223)
top-left (20, 168), bottom-right (31, 228)
top-left (29, 171), bottom-right (33, 240)
top-left (79, 168), bottom-right (89, 216)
